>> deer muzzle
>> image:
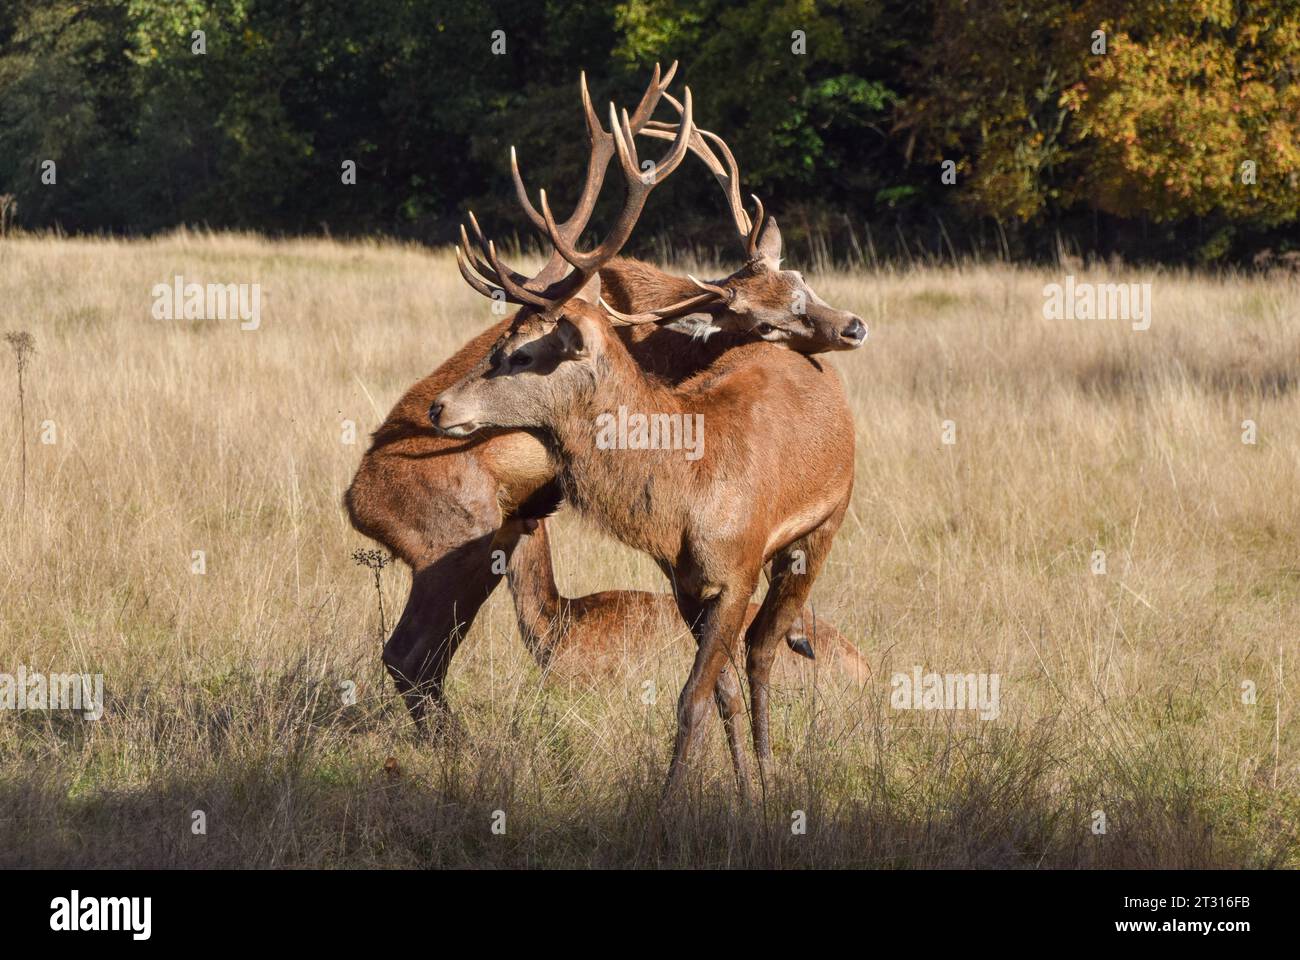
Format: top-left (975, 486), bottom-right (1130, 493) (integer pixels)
top-left (839, 315), bottom-right (867, 348)
top-left (429, 396), bottom-right (480, 438)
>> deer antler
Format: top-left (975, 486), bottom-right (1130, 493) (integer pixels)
top-left (596, 290), bottom-right (722, 327)
top-left (594, 271), bottom-right (742, 327)
top-left (538, 91), bottom-right (694, 272)
top-left (510, 63), bottom-right (679, 245)
top-left (640, 93), bottom-right (767, 262)
top-left (457, 64), bottom-right (696, 315)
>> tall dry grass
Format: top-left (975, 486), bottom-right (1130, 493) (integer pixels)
top-left (0, 229), bottom-right (1295, 867)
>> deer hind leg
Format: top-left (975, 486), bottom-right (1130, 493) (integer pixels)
top-left (665, 584), bottom-right (756, 804)
top-left (376, 476), bottom-right (559, 728)
top-left (383, 523), bottom-right (522, 729)
top-left (762, 561), bottom-right (816, 661)
top-left (744, 510), bottom-right (845, 788)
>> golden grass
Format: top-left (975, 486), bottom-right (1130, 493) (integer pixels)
top-left (0, 229), bottom-right (1296, 867)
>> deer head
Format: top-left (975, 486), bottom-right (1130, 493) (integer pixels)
top-left (433, 65), bottom-right (695, 437)
top-left (431, 303), bottom-right (621, 438)
top-left (605, 102), bottom-right (867, 352)
top-left (667, 219), bottom-right (869, 352)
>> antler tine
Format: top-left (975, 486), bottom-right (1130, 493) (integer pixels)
top-left (579, 70), bottom-right (603, 143)
top-left (615, 105), bottom-right (642, 181)
top-left (687, 274), bottom-right (731, 299)
top-left (597, 291), bottom-right (721, 326)
top-left (698, 128), bottom-right (754, 237)
top-left (745, 193), bottom-right (766, 259)
top-left (642, 122), bottom-right (751, 241)
top-left (462, 214), bottom-right (539, 294)
top-left (550, 74), bottom-right (616, 237)
top-left (465, 214), bottom-right (540, 290)
top-left (456, 246), bottom-right (504, 301)
top-left (539, 87), bottom-right (694, 274)
top-left (643, 120), bottom-right (725, 178)
top-left (625, 60), bottom-right (677, 130)
top-left (510, 147), bottom-right (547, 234)
top-left (457, 64), bottom-right (690, 313)
top-left (508, 63), bottom-right (684, 294)
top-left (597, 296), bottom-right (660, 326)
top-left (618, 103), bottom-right (692, 185)
top-left (458, 223), bottom-right (495, 281)
top-left (510, 70), bottom-right (619, 245)
top-left (642, 92), bottom-right (754, 248)
top-left (556, 61), bottom-right (678, 237)
top-left (457, 232), bottom-right (550, 309)
top-left (460, 217), bottom-right (501, 283)
top-left (456, 211), bottom-right (554, 309)
top-left (644, 99), bottom-right (692, 182)
top-left (485, 239), bottom-right (553, 307)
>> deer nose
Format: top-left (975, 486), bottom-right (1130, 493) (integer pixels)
top-left (841, 316), bottom-right (866, 343)
top-left (428, 401), bottom-right (444, 426)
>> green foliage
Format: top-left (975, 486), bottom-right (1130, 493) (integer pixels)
top-left (0, 0), bottom-right (1295, 261)
top-left (616, 0), bottom-right (908, 205)
top-left (0, 0), bottom-right (134, 227)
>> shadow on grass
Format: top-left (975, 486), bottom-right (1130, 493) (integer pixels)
top-left (1, 658), bottom-right (1293, 869)
top-left (1, 745), bottom-right (1291, 869)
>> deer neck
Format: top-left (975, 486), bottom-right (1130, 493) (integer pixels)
top-left (601, 257), bottom-right (702, 312)
top-left (505, 525), bottom-right (565, 666)
top-left (604, 258), bottom-right (749, 383)
top-left (547, 335), bottom-right (691, 561)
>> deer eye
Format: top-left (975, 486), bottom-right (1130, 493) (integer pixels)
top-left (512, 353), bottom-right (532, 369)
top-left (756, 322), bottom-right (776, 335)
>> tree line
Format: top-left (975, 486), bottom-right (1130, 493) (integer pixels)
top-left (1, 0), bottom-right (1296, 264)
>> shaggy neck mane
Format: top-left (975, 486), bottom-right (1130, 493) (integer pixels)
top-left (602, 257), bottom-right (704, 312)
top-left (546, 325), bottom-right (694, 562)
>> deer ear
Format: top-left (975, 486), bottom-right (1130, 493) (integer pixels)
top-left (555, 315), bottom-right (588, 359)
top-left (756, 215), bottom-right (783, 266)
top-left (573, 271), bottom-right (602, 305)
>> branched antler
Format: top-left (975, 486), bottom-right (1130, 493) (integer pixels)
top-left (456, 64), bottom-right (701, 318)
top-left (641, 92), bottom-right (768, 261)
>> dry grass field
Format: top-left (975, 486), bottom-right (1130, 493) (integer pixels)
top-left (0, 230), bottom-right (1296, 868)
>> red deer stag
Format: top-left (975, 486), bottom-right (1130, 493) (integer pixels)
top-left (507, 518), bottom-right (869, 684)
top-left (429, 107), bottom-right (856, 800)
top-left (346, 63), bottom-right (864, 730)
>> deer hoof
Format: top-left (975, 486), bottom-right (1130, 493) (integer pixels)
top-left (787, 636), bottom-right (815, 660)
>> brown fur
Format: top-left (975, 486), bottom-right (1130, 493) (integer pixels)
top-left (346, 255), bottom-right (860, 725)
top-left (348, 60), bottom-right (865, 728)
top-left (432, 295), bottom-right (856, 800)
top-left (507, 520), bottom-right (869, 684)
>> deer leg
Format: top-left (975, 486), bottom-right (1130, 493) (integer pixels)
top-left (504, 516), bottom-right (567, 669)
top-left (765, 561), bottom-right (816, 659)
top-left (673, 591), bottom-right (755, 802)
top-left (383, 528), bottom-right (515, 729)
top-left (744, 512), bottom-right (843, 788)
top-left (383, 568), bottom-right (461, 730)
top-left (664, 584), bottom-right (755, 803)
top-left (713, 662), bottom-right (754, 803)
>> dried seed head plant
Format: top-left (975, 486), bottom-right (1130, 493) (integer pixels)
top-left (352, 547), bottom-right (393, 643)
top-left (4, 330), bottom-right (35, 510)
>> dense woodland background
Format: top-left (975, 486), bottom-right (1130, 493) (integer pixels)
top-left (1, 0), bottom-right (1297, 263)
